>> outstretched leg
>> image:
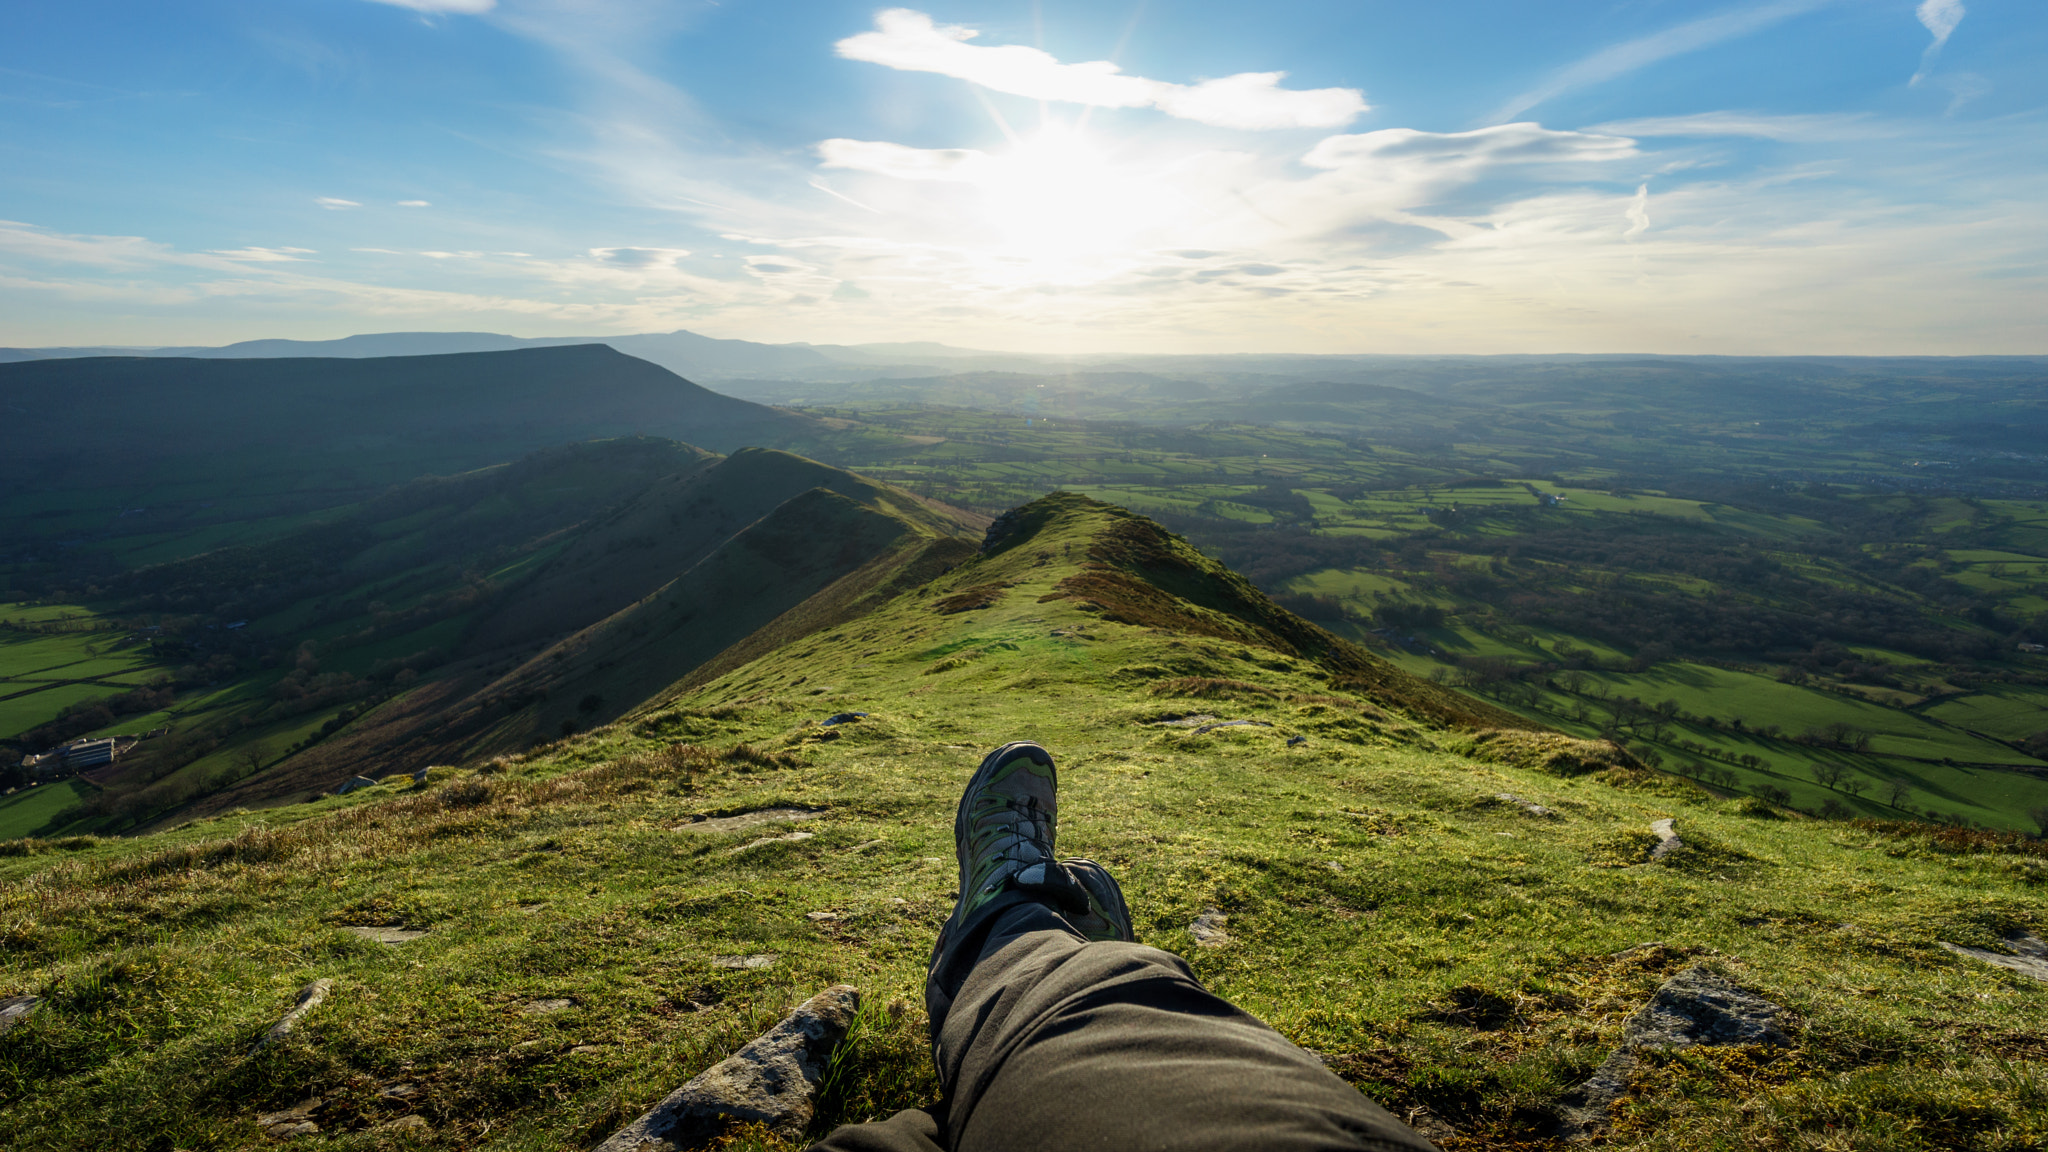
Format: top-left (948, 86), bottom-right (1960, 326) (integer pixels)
top-left (814, 743), bottom-right (1434, 1152)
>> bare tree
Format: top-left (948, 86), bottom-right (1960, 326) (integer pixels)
top-left (1887, 779), bottom-right (1912, 809)
top-left (1812, 761), bottom-right (1847, 789)
top-left (235, 741), bottom-right (272, 777)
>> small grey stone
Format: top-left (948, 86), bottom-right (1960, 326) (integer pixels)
top-left (1190, 908), bottom-right (1231, 947)
top-left (333, 775), bottom-right (379, 795)
top-left (344, 926), bottom-right (428, 944)
top-left (1151, 714), bottom-right (1219, 728)
top-left (712, 954), bottom-right (779, 970)
top-left (805, 911), bottom-right (843, 922)
top-left (375, 1114), bottom-right (430, 1135)
top-left (251, 979), bottom-right (333, 1054)
top-left (594, 984), bottom-right (859, 1152)
top-left (570, 1044), bottom-right (606, 1055)
top-left (1939, 934), bottom-right (2048, 983)
top-left (1648, 818), bottom-right (1684, 860)
top-left (521, 998), bottom-right (575, 1015)
top-left (0, 995), bottom-right (42, 1036)
top-left (1495, 792), bottom-right (1558, 819)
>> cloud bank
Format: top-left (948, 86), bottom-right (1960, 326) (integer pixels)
top-left (835, 9), bottom-right (1366, 130)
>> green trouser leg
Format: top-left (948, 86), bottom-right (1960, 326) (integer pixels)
top-left (813, 902), bottom-right (1435, 1152)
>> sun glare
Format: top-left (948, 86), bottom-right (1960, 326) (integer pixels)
top-left (971, 126), bottom-right (1164, 274)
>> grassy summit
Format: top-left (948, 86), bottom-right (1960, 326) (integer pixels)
top-left (2, 494), bottom-right (2044, 1150)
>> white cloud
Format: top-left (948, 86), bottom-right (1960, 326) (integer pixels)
top-left (1588, 111), bottom-right (1888, 142)
top-left (1624, 184), bottom-right (1651, 240)
top-left (834, 9), bottom-right (1366, 130)
top-left (817, 139), bottom-right (992, 182)
top-left (363, 0), bottom-right (496, 14)
top-left (1303, 123), bottom-right (1636, 171)
top-left (1488, 0), bottom-right (1834, 123)
top-left (590, 246), bottom-right (691, 267)
top-left (1912, 0), bottom-right (1965, 85)
top-left (315, 197), bottom-right (362, 210)
top-left (396, 199), bottom-right (432, 207)
top-left (209, 246), bottom-right (317, 262)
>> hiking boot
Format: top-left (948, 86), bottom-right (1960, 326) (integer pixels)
top-left (1062, 858), bottom-right (1135, 943)
top-left (927, 743), bottom-right (1087, 1013)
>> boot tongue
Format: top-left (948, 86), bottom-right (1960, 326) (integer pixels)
top-left (1010, 861), bottom-right (1090, 917)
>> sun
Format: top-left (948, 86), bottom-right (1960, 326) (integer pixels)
top-left (971, 125), bottom-right (1167, 271)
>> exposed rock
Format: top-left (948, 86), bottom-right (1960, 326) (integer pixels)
top-left (1558, 966), bottom-right (1787, 1139)
top-left (820, 712), bottom-right (868, 726)
top-left (0, 995), bottom-right (41, 1035)
top-left (673, 808), bottom-right (826, 835)
top-left (595, 984), bottom-right (859, 1152)
top-left (1150, 714), bottom-right (1219, 728)
top-left (570, 1044), bottom-right (606, 1055)
top-left (1649, 818), bottom-right (1684, 860)
top-left (1190, 908), bottom-right (1231, 947)
top-left (1287, 735), bottom-right (1308, 747)
top-left (520, 998), bottom-right (575, 1015)
top-left (255, 1099), bottom-right (323, 1138)
top-left (712, 954), bottom-right (779, 970)
top-left (730, 830), bottom-right (815, 854)
top-left (1495, 792), bottom-right (1558, 818)
top-left (333, 775), bottom-right (379, 795)
top-left (1195, 719), bottom-right (1272, 735)
top-left (1939, 933), bottom-right (2048, 983)
top-left (805, 911), bottom-right (844, 922)
top-left (374, 1114), bottom-right (431, 1135)
top-left (344, 926), bottom-right (428, 944)
top-left (251, 978), bottom-right (333, 1054)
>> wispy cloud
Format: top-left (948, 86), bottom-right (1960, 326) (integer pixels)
top-left (396, 199), bottom-right (432, 207)
top-left (1912, 0), bottom-right (1965, 85)
top-left (1588, 111), bottom-right (1889, 142)
top-left (363, 0), bottom-right (496, 14)
top-left (1487, 0), bottom-right (1834, 123)
top-left (314, 197), bottom-right (362, 210)
top-left (835, 9), bottom-right (1367, 130)
top-left (1624, 184), bottom-right (1650, 240)
top-left (209, 246), bottom-right (317, 262)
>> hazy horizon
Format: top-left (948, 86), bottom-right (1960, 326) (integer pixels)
top-left (4, 1), bottom-right (2045, 355)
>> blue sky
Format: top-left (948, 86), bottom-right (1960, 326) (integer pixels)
top-left (1, 0), bottom-right (2043, 352)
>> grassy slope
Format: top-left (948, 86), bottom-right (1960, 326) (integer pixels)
top-left (1, 495), bottom-right (2044, 1152)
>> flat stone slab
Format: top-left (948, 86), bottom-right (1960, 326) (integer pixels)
top-left (1150, 714), bottom-right (1219, 728)
top-left (1559, 966), bottom-right (1786, 1139)
top-left (344, 926), bottom-right (428, 944)
top-left (521, 998), bottom-right (575, 1015)
top-left (730, 831), bottom-right (815, 854)
top-left (1939, 934), bottom-right (2048, 983)
top-left (1190, 908), bottom-right (1231, 947)
top-left (674, 808), bottom-right (827, 835)
top-left (1194, 719), bottom-right (1272, 735)
top-left (0, 995), bottom-right (41, 1035)
top-left (712, 954), bottom-right (779, 970)
top-left (595, 984), bottom-right (859, 1151)
top-left (252, 979), bottom-right (333, 1054)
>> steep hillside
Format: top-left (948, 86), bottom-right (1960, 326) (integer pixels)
top-left (165, 457), bottom-right (984, 819)
top-left (5, 492), bottom-right (2041, 1151)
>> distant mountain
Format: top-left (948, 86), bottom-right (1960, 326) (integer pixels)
top-left (0, 344), bottom-right (815, 494)
top-left (0, 328), bottom-right (839, 382)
